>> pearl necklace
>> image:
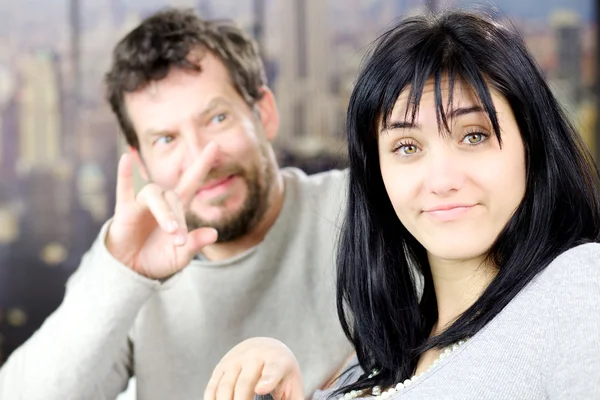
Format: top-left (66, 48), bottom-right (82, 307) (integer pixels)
top-left (338, 339), bottom-right (468, 400)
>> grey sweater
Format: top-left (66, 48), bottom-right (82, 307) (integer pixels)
top-left (313, 243), bottom-right (600, 399)
top-left (0, 168), bottom-right (353, 400)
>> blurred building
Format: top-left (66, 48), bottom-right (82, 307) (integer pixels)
top-left (170, 0), bottom-right (196, 8)
top-left (208, 0), bottom-right (253, 31)
top-left (272, 0), bottom-right (339, 156)
top-left (545, 10), bottom-right (597, 152)
top-left (77, 105), bottom-right (119, 223)
top-left (0, 65), bottom-right (17, 187)
top-left (17, 52), bottom-right (64, 170)
top-left (552, 10), bottom-right (583, 104)
top-left (0, 64), bottom-right (20, 246)
top-left (196, 0), bottom-right (213, 17)
top-left (15, 50), bottom-right (74, 256)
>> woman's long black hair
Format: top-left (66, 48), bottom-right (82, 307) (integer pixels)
top-left (335, 9), bottom-right (600, 395)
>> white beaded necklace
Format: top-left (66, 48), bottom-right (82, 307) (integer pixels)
top-left (338, 339), bottom-right (468, 400)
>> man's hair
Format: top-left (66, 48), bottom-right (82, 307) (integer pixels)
top-left (105, 7), bottom-right (266, 149)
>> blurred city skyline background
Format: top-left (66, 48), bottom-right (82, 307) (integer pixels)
top-left (0, 0), bottom-right (597, 363)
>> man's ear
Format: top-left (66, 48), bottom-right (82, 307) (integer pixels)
top-left (255, 86), bottom-right (280, 141)
top-left (130, 147), bottom-right (149, 181)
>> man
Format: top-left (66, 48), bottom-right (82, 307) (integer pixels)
top-left (0, 8), bottom-right (352, 400)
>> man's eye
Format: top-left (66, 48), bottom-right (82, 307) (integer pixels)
top-left (155, 135), bottom-right (174, 145)
top-left (211, 113), bottom-right (227, 124)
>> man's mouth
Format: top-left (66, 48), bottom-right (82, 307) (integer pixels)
top-left (197, 175), bottom-right (237, 193)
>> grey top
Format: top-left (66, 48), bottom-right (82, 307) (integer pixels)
top-left (313, 243), bottom-right (600, 400)
top-left (0, 167), bottom-right (354, 400)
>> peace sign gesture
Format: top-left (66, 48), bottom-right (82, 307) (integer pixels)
top-left (106, 142), bottom-right (220, 279)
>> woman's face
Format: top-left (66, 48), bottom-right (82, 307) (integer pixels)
top-left (378, 79), bottom-right (526, 264)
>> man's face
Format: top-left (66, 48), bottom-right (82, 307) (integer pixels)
top-left (124, 51), bottom-right (279, 242)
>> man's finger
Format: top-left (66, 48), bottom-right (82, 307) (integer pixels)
top-left (115, 153), bottom-right (136, 208)
top-left (164, 190), bottom-right (188, 246)
top-left (176, 141), bottom-right (219, 207)
top-left (182, 227), bottom-right (218, 257)
top-left (136, 185), bottom-right (179, 234)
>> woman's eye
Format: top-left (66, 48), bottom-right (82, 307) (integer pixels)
top-left (394, 142), bottom-right (420, 157)
top-left (400, 144), bottom-right (419, 154)
top-left (463, 133), bottom-right (486, 145)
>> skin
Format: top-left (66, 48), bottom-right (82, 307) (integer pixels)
top-left (378, 79), bottom-right (526, 374)
top-left (106, 49), bottom-right (351, 399)
top-left (203, 79), bottom-right (528, 398)
top-left (106, 49), bottom-right (286, 276)
top-left (204, 337), bottom-right (304, 400)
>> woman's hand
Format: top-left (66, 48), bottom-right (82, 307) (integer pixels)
top-left (204, 337), bottom-right (304, 400)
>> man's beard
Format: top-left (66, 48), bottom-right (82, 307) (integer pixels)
top-left (185, 160), bottom-right (274, 243)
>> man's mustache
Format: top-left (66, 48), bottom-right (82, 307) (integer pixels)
top-left (203, 165), bottom-right (245, 182)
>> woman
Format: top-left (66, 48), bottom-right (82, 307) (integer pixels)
top-left (204, 10), bottom-right (600, 400)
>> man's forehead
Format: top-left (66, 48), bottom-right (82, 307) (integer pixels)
top-left (187, 45), bottom-right (209, 64)
top-left (125, 58), bottom-right (233, 103)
